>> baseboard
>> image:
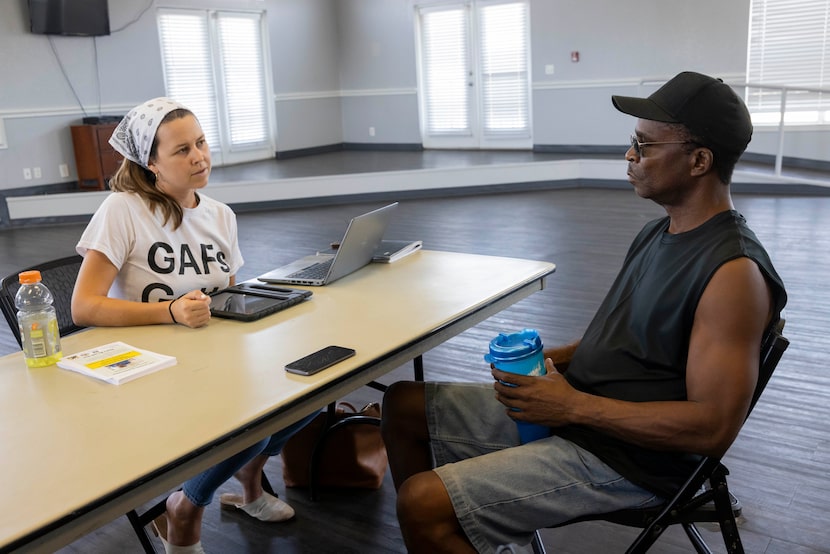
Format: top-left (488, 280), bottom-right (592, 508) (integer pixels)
top-left (537, 145), bottom-right (830, 173)
top-left (739, 151), bottom-right (830, 172)
top-left (0, 181), bottom-right (82, 227)
top-left (275, 142), bottom-right (424, 159)
top-left (534, 144), bottom-right (624, 155)
top-left (275, 143), bottom-right (344, 160)
top-left (341, 142), bottom-right (424, 152)
top-left (229, 179), bottom-right (585, 214)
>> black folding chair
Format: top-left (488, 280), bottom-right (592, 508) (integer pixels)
top-left (531, 320), bottom-right (789, 554)
top-left (0, 255), bottom-right (86, 347)
top-left (0, 255), bottom-right (171, 553)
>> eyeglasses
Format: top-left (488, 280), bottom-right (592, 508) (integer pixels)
top-left (629, 135), bottom-right (696, 157)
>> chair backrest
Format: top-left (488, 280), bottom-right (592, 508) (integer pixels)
top-left (531, 319), bottom-right (791, 554)
top-left (750, 317), bottom-right (789, 414)
top-left (671, 318), bottom-right (789, 498)
top-left (0, 255), bottom-right (86, 348)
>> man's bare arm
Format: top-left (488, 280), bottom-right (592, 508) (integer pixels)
top-left (543, 340), bottom-right (580, 372)
top-left (494, 257), bottom-right (772, 457)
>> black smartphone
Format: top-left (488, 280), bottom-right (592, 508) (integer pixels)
top-left (285, 345), bottom-right (356, 376)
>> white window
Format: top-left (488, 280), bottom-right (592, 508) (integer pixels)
top-left (157, 9), bottom-right (274, 165)
top-left (416, 0), bottom-right (531, 149)
top-left (747, 0), bottom-right (830, 126)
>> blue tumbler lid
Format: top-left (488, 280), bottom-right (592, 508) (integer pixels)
top-left (484, 328), bottom-right (542, 363)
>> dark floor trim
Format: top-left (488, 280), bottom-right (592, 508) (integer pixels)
top-left (341, 142), bottom-right (424, 152)
top-left (0, 214), bottom-right (93, 229)
top-left (0, 182), bottom-right (79, 199)
top-left (228, 179), bottom-right (585, 214)
top-left (730, 181), bottom-right (830, 195)
top-left (275, 143), bottom-right (344, 160)
top-left (0, 182), bottom-right (84, 226)
top-left (275, 142), bottom-right (425, 159)
top-left (740, 151), bottom-right (830, 172)
top-left (534, 144), bottom-right (625, 155)
top-left (0, 200), bottom-right (8, 227)
top-left (538, 144), bottom-right (830, 174)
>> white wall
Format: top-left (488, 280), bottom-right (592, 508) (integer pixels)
top-left (0, 0), bottom-right (826, 193)
top-left (335, 0), bottom-right (421, 143)
top-left (0, 0), bottom-right (169, 191)
top-left (268, 0), bottom-right (344, 150)
top-left (0, 0), bottom-right (342, 191)
top-left (528, 0), bottom-right (750, 145)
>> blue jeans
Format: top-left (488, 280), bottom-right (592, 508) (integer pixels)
top-left (182, 411), bottom-right (319, 506)
top-left (426, 382), bottom-right (663, 553)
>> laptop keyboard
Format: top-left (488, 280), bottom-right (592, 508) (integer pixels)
top-left (287, 259), bottom-right (333, 280)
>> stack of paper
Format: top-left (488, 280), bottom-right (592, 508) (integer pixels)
top-left (57, 341), bottom-right (177, 385)
top-left (372, 240), bottom-right (423, 263)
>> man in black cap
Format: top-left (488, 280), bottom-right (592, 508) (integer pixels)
top-left (381, 71), bottom-right (787, 553)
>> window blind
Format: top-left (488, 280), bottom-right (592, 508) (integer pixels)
top-left (420, 6), bottom-right (472, 135)
top-left (477, 1), bottom-right (530, 136)
top-left (157, 9), bottom-right (269, 152)
top-left (215, 13), bottom-right (268, 147)
top-left (157, 11), bottom-right (220, 149)
top-left (748, 0), bottom-right (830, 123)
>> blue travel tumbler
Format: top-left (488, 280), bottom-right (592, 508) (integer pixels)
top-left (484, 329), bottom-right (551, 444)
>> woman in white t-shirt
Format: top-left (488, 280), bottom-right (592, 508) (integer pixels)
top-left (72, 98), bottom-right (314, 554)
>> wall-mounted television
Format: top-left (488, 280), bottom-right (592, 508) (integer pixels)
top-left (28, 0), bottom-right (111, 37)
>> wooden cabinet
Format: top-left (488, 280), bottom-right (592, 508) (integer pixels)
top-left (70, 123), bottom-right (122, 190)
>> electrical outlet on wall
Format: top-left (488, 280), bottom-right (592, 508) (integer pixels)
top-left (33, 167), bottom-right (42, 179)
top-left (23, 168), bottom-right (32, 180)
top-left (59, 163), bottom-right (70, 178)
top-left (369, 126), bottom-right (376, 137)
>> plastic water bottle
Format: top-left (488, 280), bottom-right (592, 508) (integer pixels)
top-left (485, 328), bottom-right (550, 444)
top-left (15, 270), bottom-right (62, 367)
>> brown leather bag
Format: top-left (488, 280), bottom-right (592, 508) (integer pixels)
top-left (280, 401), bottom-right (388, 489)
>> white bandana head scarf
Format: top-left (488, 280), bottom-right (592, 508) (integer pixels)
top-left (109, 97), bottom-right (190, 169)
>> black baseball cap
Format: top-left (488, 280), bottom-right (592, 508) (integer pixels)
top-left (612, 71), bottom-right (753, 156)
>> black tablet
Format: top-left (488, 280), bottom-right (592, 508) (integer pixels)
top-left (209, 284), bottom-right (312, 322)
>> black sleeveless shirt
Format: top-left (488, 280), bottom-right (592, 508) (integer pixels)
top-left (557, 210), bottom-right (787, 497)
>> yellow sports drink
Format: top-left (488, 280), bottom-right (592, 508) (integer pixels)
top-left (15, 270), bottom-right (62, 367)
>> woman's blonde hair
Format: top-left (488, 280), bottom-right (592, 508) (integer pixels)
top-left (108, 108), bottom-right (194, 229)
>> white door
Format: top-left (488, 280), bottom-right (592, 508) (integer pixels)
top-left (416, 1), bottom-right (532, 149)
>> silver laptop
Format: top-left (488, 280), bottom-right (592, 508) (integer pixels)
top-left (257, 202), bottom-right (398, 286)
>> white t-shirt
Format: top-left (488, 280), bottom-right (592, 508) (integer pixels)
top-left (76, 192), bottom-right (244, 303)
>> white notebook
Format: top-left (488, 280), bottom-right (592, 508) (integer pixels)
top-left (372, 240), bottom-right (423, 263)
top-left (58, 341), bottom-right (177, 385)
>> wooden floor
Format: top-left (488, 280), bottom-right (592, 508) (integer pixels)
top-left (1, 155), bottom-right (829, 553)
